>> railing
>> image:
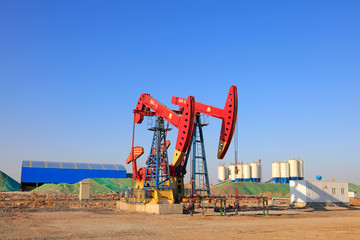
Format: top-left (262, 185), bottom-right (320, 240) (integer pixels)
top-left (119, 188), bottom-right (152, 204)
top-left (212, 195), bottom-right (269, 216)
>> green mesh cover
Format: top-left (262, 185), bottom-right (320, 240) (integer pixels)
top-left (0, 171), bottom-right (20, 192)
top-left (33, 178), bottom-right (135, 194)
top-left (32, 177), bottom-right (360, 195)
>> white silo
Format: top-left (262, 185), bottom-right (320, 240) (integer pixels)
top-left (257, 160), bottom-right (262, 183)
top-left (288, 157), bottom-right (299, 180)
top-left (218, 164), bottom-right (226, 182)
top-left (228, 164), bottom-right (236, 182)
top-left (272, 160), bottom-right (281, 183)
top-left (227, 165), bottom-right (231, 181)
top-left (225, 164), bottom-right (229, 180)
top-left (243, 163), bottom-right (251, 182)
top-left (250, 162), bottom-right (258, 182)
top-left (280, 161), bottom-right (290, 183)
top-left (236, 163), bottom-right (243, 182)
top-left (298, 159), bottom-right (304, 180)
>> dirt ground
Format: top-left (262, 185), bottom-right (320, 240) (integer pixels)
top-left (1, 205), bottom-right (360, 240)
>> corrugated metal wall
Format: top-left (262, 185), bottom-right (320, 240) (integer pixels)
top-left (21, 161), bottom-right (126, 184)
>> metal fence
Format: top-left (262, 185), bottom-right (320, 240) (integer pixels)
top-left (119, 188), bottom-right (153, 204)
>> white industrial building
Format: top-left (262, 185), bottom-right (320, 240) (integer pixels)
top-left (290, 180), bottom-right (349, 206)
top-left (349, 191), bottom-right (358, 198)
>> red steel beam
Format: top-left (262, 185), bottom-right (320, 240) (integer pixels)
top-left (133, 94), bottom-right (195, 167)
top-left (171, 85), bottom-right (238, 159)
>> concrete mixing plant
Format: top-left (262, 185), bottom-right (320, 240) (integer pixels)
top-left (218, 160), bottom-right (262, 183)
top-left (273, 157), bottom-right (305, 183)
top-left (219, 158), bottom-right (303, 184)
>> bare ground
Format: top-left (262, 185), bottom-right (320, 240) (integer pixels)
top-left (1, 205), bottom-right (360, 240)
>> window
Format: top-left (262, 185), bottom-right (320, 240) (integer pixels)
top-left (341, 188), bottom-right (345, 195)
top-left (332, 188), bottom-right (336, 194)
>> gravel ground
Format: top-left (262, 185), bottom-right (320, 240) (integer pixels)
top-left (1, 205), bottom-right (360, 240)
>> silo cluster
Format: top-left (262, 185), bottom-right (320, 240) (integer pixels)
top-left (218, 160), bottom-right (262, 183)
top-left (272, 157), bottom-right (304, 184)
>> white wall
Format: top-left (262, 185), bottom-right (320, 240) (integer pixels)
top-left (290, 180), bottom-right (349, 204)
top-left (290, 180), bottom-right (308, 203)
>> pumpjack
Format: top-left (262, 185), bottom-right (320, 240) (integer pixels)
top-left (126, 86), bottom-right (238, 203)
top-left (126, 94), bottom-right (195, 203)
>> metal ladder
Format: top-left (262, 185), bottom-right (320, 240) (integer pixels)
top-left (143, 118), bottom-right (172, 190)
top-left (191, 114), bottom-right (211, 196)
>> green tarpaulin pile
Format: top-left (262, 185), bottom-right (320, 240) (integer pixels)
top-left (0, 171), bottom-right (20, 192)
top-left (33, 178), bottom-right (134, 194)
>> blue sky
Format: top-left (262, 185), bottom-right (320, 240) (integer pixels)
top-left (1, 1), bottom-right (359, 184)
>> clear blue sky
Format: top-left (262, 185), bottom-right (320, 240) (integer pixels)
top-left (1, 1), bottom-right (359, 184)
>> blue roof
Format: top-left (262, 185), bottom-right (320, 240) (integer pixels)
top-left (22, 161), bottom-right (126, 171)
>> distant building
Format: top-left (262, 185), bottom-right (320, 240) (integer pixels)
top-left (348, 191), bottom-right (358, 198)
top-left (290, 180), bottom-right (349, 206)
top-left (21, 160), bottom-right (126, 191)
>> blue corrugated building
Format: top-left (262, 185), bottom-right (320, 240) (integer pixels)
top-left (21, 160), bottom-right (126, 190)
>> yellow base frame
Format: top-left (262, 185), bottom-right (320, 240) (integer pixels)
top-left (148, 189), bottom-right (175, 204)
top-left (170, 176), bottom-right (185, 202)
top-left (131, 176), bottom-right (184, 204)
